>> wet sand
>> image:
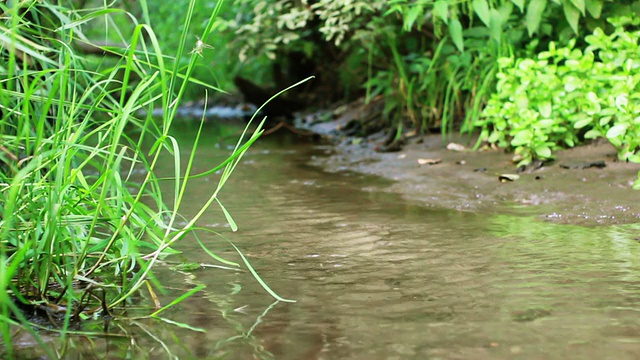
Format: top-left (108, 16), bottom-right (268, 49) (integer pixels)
top-left (308, 131), bottom-right (640, 226)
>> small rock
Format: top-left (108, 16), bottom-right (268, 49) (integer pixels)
top-left (447, 142), bottom-right (466, 152)
top-left (417, 158), bottom-right (441, 165)
top-left (499, 174), bottom-right (520, 182)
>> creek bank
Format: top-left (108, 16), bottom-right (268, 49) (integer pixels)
top-left (296, 110), bottom-right (640, 226)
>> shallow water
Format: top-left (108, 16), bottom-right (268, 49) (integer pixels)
top-left (30, 121), bottom-right (640, 359)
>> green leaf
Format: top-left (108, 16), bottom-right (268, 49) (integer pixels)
top-left (609, 137), bottom-right (622, 148)
top-left (569, 0), bottom-right (586, 15)
top-left (606, 124), bottom-right (628, 139)
top-left (538, 101), bottom-right (552, 118)
top-left (563, 1), bottom-right (581, 34)
top-left (565, 137), bottom-right (575, 147)
top-left (585, 0), bottom-right (603, 18)
top-left (489, 9), bottom-right (504, 43)
top-left (539, 119), bottom-right (555, 128)
top-left (404, 4), bottom-right (424, 31)
top-left (573, 116), bottom-right (593, 129)
top-left (473, 0), bottom-right (491, 26)
top-left (449, 18), bottom-right (464, 52)
top-left (55, 9), bottom-right (125, 31)
top-left (511, 0), bottom-right (525, 12)
top-left (633, 177), bottom-right (640, 190)
top-left (216, 198), bottom-right (238, 232)
top-left (511, 129), bottom-right (533, 146)
top-left (526, 0), bottom-right (548, 36)
top-left (628, 154), bottom-right (640, 163)
top-left (615, 94), bottom-right (629, 110)
top-left (600, 116), bottom-right (613, 126)
top-left (194, 233), bottom-right (239, 267)
top-left (434, 0), bottom-right (449, 24)
top-left (535, 145), bottom-right (552, 158)
top-left (583, 129), bottom-right (601, 139)
top-left (499, 2), bottom-right (514, 20)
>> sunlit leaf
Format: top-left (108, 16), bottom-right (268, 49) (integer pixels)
top-left (216, 198), bottom-right (238, 232)
top-left (606, 124), bottom-right (628, 139)
top-left (489, 9), bottom-right (504, 43)
top-left (434, 0), bottom-right (449, 24)
top-left (583, 129), bottom-right (601, 139)
top-left (194, 231), bottom-right (239, 267)
top-left (535, 145), bottom-right (552, 158)
top-left (585, 0), bottom-right (603, 18)
top-left (569, 0), bottom-right (586, 15)
top-left (511, 129), bottom-right (533, 146)
top-left (526, 0), bottom-right (548, 36)
top-left (538, 101), bottom-right (552, 118)
top-left (573, 116), bottom-right (593, 129)
top-left (404, 4), bottom-right (424, 31)
top-left (449, 18), bottom-right (464, 52)
top-left (628, 155), bottom-right (640, 163)
top-left (499, 1), bottom-right (514, 21)
top-left (511, 0), bottom-right (525, 12)
top-left (563, 1), bottom-right (581, 34)
top-left (473, 0), bottom-right (491, 26)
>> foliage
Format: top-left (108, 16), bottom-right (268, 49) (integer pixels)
top-left (476, 15), bottom-right (640, 188)
top-left (228, 0), bottom-right (383, 60)
top-left (387, 0), bottom-right (629, 51)
top-left (81, 0), bottom-right (241, 98)
top-left (0, 0), bottom-right (291, 356)
top-left (224, 0), bottom-right (636, 138)
top-left (381, 0), bottom-right (637, 134)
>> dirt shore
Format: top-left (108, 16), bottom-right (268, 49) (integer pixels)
top-left (306, 127), bottom-right (640, 226)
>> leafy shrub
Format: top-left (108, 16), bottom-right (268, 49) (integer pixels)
top-left (476, 15), bottom-right (640, 188)
top-left (227, 0), bottom-right (383, 60)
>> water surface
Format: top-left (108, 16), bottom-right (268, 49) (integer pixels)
top-left (95, 122), bottom-right (640, 359)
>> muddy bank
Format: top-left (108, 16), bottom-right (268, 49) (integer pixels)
top-left (304, 126), bottom-right (640, 225)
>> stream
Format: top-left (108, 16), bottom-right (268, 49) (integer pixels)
top-left (62, 121), bottom-right (640, 359)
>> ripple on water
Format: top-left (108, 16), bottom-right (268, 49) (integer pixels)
top-left (144, 137), bottom-right (640, 360)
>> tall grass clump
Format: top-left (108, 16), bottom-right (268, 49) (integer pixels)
top-left (0, 0), bottom-right (292, 357)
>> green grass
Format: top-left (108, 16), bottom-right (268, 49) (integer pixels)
top-left (0, 0), bottom-right (292, 356)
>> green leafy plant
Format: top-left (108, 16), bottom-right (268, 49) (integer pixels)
top-left (476, 15), bottom-right (640, 188)
top-left (381, 0), bottom-right (630, 135)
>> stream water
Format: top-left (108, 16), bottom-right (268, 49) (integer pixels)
top-left (43, 121), bottom-right (640, 359)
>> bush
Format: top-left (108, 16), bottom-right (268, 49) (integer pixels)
top-left (476, 16), bottom-right (640, 188)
